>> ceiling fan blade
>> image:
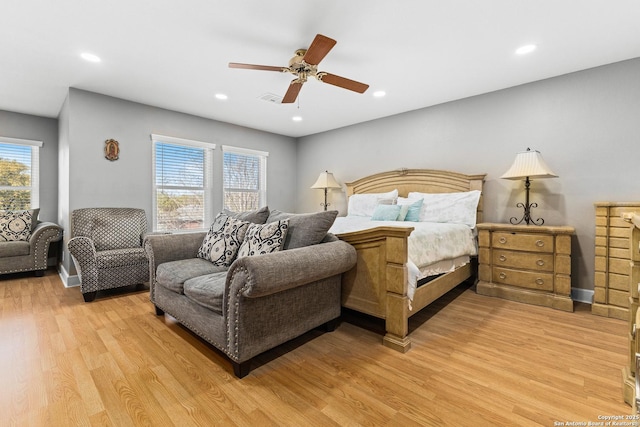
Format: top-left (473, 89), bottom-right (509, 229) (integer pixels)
top-left (319, 73), bottom-right (369, 94)
top-left (228, 62), bottom-right (285, 72)
top-left (302, 34), bottom-right (337, 65)
top-left (282, 80), bottom-right (303, 103)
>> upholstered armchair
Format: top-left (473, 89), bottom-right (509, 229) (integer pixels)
top-left (68, 208), bottom-right (149, 302)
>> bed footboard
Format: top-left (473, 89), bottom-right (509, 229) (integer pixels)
top-left (337, 226), bottom-right (414, 352)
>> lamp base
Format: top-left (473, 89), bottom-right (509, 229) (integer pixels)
top-left (320, 188), bottom-right (329, 211)
top-left (510, 202), bottom-right (544, 226)
top-left (509, 177), bottom-right (545, 226)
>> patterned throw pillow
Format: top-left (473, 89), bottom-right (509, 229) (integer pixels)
top-left (237, 220), bottom-right (289, 258)
top-left (0, 210), bottom-right (35, 242)
top-left (198, 213), bottom-right (250, 266)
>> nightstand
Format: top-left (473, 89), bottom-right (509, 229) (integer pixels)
top-left (476, 223), bottom-right (575, 312)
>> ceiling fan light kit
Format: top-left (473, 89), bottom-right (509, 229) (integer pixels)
top-left (229, 34), bottom-right (369, 104)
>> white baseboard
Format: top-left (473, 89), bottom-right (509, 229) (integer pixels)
top-left (58, 264), bottom-right (80, 288)
top-left (571, 288), bottom-right (593, 304)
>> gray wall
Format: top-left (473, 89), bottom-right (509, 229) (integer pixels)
top-left (60, 88), bottom-right (297, 275)
top-left (296, 57), bottom-right (640, 294)
top-left (0, 109), bottom-right (59, 221)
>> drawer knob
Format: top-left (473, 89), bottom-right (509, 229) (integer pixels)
top-left (536, 259), bottom-right (545, 266)
top-left (536, 278), bottom-right (544, 285)
top-left (536, 240), bottom-right (544, 247)
top-left (499, 255), bottom-right (507, 262)
top-left (499, 237), bottom-right (507, 244)
top-left (499, 272), bottom-right (507, 280)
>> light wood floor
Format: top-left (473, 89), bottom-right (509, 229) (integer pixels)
top-left (0, 269), bottom-right (632, 426)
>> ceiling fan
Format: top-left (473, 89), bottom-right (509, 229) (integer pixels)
top-left (229, 34), bottom-right (369, 104)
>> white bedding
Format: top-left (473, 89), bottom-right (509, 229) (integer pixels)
top-left (329, 216), bottom-right (477, 302)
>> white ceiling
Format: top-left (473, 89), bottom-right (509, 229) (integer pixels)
top-left (2, 1), bottom-right (640, 138)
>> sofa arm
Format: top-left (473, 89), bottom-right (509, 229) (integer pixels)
top-left (28, 222), bottom-right (63, 270)
top-left (144, 232), bottom-right (206, 268)
top-left (227, 239), bottom-right (356, 299)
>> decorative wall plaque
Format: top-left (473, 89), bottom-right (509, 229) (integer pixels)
top-left (104, 139), bottom-right (120, 161)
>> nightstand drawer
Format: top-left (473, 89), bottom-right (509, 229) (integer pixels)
top-left (492, 232), bottom-right (553, 253)
top-left (492, 249), bottom-right (554, 272)
top-left (492, 267), bottom-right (554, 291)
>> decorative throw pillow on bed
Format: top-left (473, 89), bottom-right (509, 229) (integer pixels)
top-left (371, 204), bottom-right (402, 221)
top-left (266, 209), bottom-right (338, 249)
top-left (397, 198), bottom-right (423, 222)
top-left (198, 213), bottom-right (250, 266)
top-left (0, 209), bottom-right (38, 242)
top-left (237, 220), bottom-right (289, 258)
top-left (347, 189), bottom-right (398, 217)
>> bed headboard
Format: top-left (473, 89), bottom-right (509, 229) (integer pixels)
top-left (345, 169), bottom-right (487, 223)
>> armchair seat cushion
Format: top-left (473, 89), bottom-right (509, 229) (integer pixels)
top-left (156, 258), bottom-right (227, 294)
top-left (0, 241), bottom-right (30, 257)
top-left (183, 271), bottom-right (227, 314)
top-left (96, 247), bottom-right (148, 269)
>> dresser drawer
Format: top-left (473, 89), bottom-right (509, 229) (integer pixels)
top-left (492, 267), bottom-right (554, 291)
top-left (492, 249), bottom-right (554, 272)
top-left (492, 232), bottom-right (553, 253)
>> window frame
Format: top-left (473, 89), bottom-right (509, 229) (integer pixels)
top-left (151, 134), bottom-right (215, 232)
top-left (0, 136), bottom-right (43, 210)
top-left (221, 145), bottom-right (268, 212)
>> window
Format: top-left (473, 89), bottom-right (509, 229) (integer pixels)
top-left (0, 136), bottom-right (42, 210)
top-left (152, 134), bottom-right (214, 232)
top-left (222, 145), bottom-right (268, 212)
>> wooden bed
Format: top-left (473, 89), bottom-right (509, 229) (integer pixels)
top-left (335, 169), bottom-right (486, 352)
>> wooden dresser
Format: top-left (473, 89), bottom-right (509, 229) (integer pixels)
top-left (593, 202), bottom-right (640, 321)
top-left (476, 223), bottom-right (575, 312)
top-left (619, 213), bottom-right (640, 406)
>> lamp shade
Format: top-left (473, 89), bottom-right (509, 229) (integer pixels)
top-left (310, 171), bottom-right (341, 189)
top-left (500, 149), bottom-right (558, 180)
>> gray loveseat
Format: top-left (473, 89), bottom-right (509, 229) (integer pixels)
top-left (0, 208), bottom-right (63, 276)
top-left (144, 207), bottom-right (356, 378)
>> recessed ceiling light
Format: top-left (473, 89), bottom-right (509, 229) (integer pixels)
top-left (80, 52), bottom-right (101, 63)
top-left (215, 93), bottom-right (228, 100)
top-left (373, 91), bottom-right (386, 98)
top-left (515, 44), bottom-right (537, 55)
top-left (292, 116), bottom-right (302, 122)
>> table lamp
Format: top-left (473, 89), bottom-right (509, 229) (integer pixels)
top-left (501, 148), bottom-right (557, 225)
top-left (311, 171), bottom-right (341, 211)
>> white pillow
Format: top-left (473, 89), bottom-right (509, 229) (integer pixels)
top-left (347, 189), bottom-right (398, 217)
top-left (407, 190), bottom-right (481, 228)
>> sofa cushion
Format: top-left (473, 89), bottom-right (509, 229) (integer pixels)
top-left (90, 212), bottom-right (143, 251)
top-left (183, 271), bottom-right (228, 314)
top-left (197, 213), bottom-right (249, 266)
top-left (0, 240), bottom-right (30, 257)
top-left (156, 258), bottom-right (227, 294)
top-left (224, 206), bottom-right (270, 224)
top-left (0, 209), bottom-right (38, 242)
top-left (266, 210), bottom-right (338, 249)
top-left (237, 220), bottom-right (288, 258)
top-left (96, 247), bottom-right (148, 269)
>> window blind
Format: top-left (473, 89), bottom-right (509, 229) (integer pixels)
top-left (152, 134), bottom-right (214, 232)
top-left (222, 145), bottom-right (268, 212)
top-left (0, 136), bottom-right (42, 210)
